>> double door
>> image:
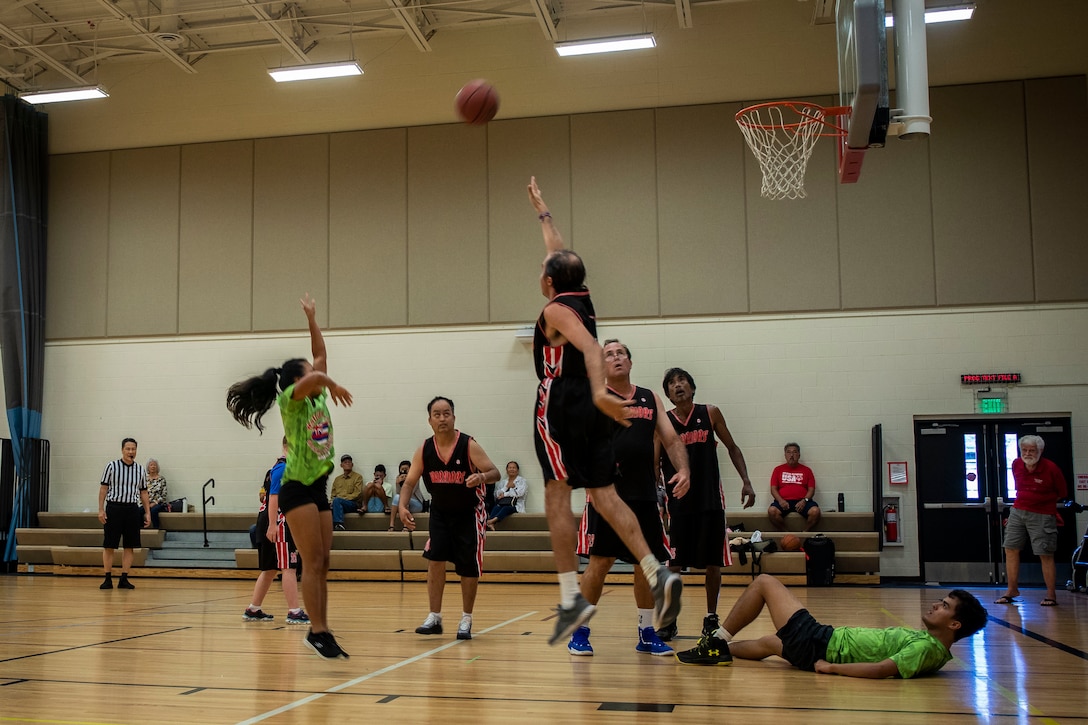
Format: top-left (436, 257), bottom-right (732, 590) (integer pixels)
top-left (915, 415), bottom-right (1075, 584)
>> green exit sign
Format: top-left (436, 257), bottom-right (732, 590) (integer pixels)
top-left (979, 397), bottom-right (1007, 414)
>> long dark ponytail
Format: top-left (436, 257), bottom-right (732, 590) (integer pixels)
top-left (226, 358), bottom-right (307, 433)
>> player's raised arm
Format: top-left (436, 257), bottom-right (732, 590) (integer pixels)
top-left (528, 176), bottom-right (565, 254)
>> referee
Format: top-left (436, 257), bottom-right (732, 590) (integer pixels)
top-left (98, 437), bottom-right (151, 589)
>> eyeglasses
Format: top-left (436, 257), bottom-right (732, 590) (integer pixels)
top-left (604, 351), bottom-right (629, 360)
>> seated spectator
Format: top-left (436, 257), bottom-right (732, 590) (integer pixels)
top-left (768, 442), bottom-right (821, 532)
top-left (486, 461), bottom-right (528, 531)
top-left (361, 464), bottom-right (392, 513)
top-left (390, 460), bottom-right (427, 530)
top-left (330, 454), bottom-right (365, 531)
top-left (146, 458), bottom-right (169, 529)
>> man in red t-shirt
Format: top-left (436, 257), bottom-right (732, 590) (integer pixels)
top-left (995, 435), bottom-right (1068, 607)
top-left (768, 442), bottom-right (821, 531)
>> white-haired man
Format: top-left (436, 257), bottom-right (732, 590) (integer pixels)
top-left (995, 435), bottom-right (1067, 607)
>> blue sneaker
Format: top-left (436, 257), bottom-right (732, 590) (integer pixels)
top-left (567, 626), bottom-right (594, 656)
top-left (636, 627), bottom-right (674, 656)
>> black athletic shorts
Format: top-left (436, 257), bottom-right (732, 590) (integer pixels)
top-left (255, 509), bottom-right (299, 571)
top-left (103, 502), bottom-right (144, 549)
top-left (534, 378), bottom-right (615, 489)
top-left (777, 608), bottom-right (835, 671)
top-left (578, 499), bottom-right (671, 565)
top-left (423, 505), bottom-right (485, 578)
top-left (771, 499), bottom-right (820, 517)
top-left (668, 510), bottom-right (729, 569)
top-left (278, 476), bottom-right (330, 515)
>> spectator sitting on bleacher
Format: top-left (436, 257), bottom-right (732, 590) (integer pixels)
top-left (390, 460), bottom-right (427, 531)
top-left (486, 461), bottom-right (527, 531)
top-left (146, 458), bottom-right (169, 529)
top-left (331, 454), bottom-right (365, 531)
top-left (767, 442), bottom-right (821, 532)
top-left (361, 464), bottom-right (392, 514)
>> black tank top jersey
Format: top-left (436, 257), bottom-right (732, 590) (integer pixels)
top-left (661, 403), bottom-right (723, 514)
top-left (421, 432), bottom-right (482, 512)
top-left (534, 291), bottom-right (597, 381)
top-left (609, 385), bottom-right (659, 502)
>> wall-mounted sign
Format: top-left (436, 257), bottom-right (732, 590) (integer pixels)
top-left (960, 373), bottom-right (1021, 385)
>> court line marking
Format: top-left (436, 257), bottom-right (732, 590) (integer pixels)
top-left (234, 610), bottom-right (538, 725)
top-left (0, 718), bottom-right (125, 725)
top-left (0, 627), bottom-right (191, 663)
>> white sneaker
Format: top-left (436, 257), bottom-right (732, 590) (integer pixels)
top-left (415, 613), bottom-right (443, 635)
top-left (457, 615), bottom-right (472, 640)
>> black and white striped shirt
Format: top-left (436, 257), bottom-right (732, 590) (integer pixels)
top-left (101, 459), bottom-right (147, 504)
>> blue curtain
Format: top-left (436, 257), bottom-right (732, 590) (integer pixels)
top-left (0, 95), bottom-right (48, 564)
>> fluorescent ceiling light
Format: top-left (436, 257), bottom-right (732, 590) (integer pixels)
top-left (885, 5), bottom-right (974, 27)
top-left (555, 34), bottom-right (656, 57)
top-left (19, 86), bottom-right (109, 104)
top-left (268, 61), bottom-right (363, 83)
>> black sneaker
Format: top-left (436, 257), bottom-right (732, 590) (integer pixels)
top-left (702, 613), bottom-right (720, 637)
top-left (334, 523), bottom-right (346, 531)
top-left (650, 565), bottom-right (682, 633)
top-left (416, 614), bottom-right (443, 635)
top-left (117, 575), bottom-right (135, 590)
top-left (548, 593), bottom-right (596, 646)
top-left (243, 608), bottom-right (274, 622)
top-left (675, 634), bottom-right (733, 666)
top-left (657, 620), bottom-right (678, 642)
top-left (100, 576), bottom-right (113, 590)
top-left (305, 629), bottom-right (349, 660)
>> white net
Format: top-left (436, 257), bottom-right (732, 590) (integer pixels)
top-left (736, 102), bottom-right (830, 200)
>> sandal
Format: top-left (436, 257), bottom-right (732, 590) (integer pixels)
top-left (994, 596), bottom-right (1019, 604)
top-left (1041, 598), bottom-right (1058, 607)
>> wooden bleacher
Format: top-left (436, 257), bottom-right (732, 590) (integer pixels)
top-left (18, 510), bottom-right (880, 584)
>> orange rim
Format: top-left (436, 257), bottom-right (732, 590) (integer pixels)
top-left (736, 101), bottom-right (851, 137)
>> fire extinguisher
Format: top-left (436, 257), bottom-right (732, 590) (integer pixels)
top-left (884, 503), bottom-right (899, 543)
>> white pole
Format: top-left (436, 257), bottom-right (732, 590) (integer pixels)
top-left (893, 0), bottom-right (932, 138)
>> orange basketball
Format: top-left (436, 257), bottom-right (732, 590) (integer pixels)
top-left (455, 79), bottom-right (500, 125)
top-left (780, 534), bottom-right (802, 551)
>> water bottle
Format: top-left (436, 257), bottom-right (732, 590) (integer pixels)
top-left (837, 493), bottom-right (845, 512)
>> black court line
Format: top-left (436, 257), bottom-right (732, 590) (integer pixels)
top-left (599, 702), bottom-right (675, 713)
top-left (377, 695), bottom-right (399, 703)
top-left (0, 626), bottom-right (191, 663)
top-left (1, 679), bottom-right (28, 686)
top-left (987, 615), bottom-right (1088, 661)
top-left (180, 688), bottom-right (206, 695)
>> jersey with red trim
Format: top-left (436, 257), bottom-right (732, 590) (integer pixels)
top-left (661, 403), bottom-right (723, 514)
top-left (421, 432), bottom-right (483, 513)
top-left (610, 385), bottom-right (659, 502)
top-left (534, 290), bottom-right (596, 381)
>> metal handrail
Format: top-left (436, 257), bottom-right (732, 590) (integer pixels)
top-left (201, 478), bottom-right (215, 548)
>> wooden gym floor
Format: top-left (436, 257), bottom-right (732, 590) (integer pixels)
top-left (1, 575), bottom-right (1085, 724)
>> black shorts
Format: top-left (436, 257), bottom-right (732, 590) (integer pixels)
top-left (423, 504), bottom-right (486, 578)
top-left (777, 608), bottom-right (835, 671)
top-left (578, 499), bottom-right (671, 565)
top-left (278, 476), bottom-right (330, 515)
top-left (255, 509), bottom-right (299, 571)
top-left (103, 502), bottom-right (143, 549)
top-left (534, 378), bottom-right (614, 489)
top-left (668, 511), bottom-right (729, 569)
top-left (771, 499), bottom-right (819, 517)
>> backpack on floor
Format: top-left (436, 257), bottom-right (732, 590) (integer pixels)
top-left (804, 534), bottom-right (836, 586)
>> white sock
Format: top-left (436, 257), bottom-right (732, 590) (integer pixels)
top-left (558, 571), bottom-right (579, 608)
top-left (461, 611), bottom-right (472, 622)
top-left (715, 626), bottom-right (735, 641)
top-left (248, 603), bottom-right (260, 611)
top-left (427, 611), bottom-right (442, 624)
top-left (639, 555), bottom-right (660, 587)
top-left (638, 608), bottom-right (654, 630)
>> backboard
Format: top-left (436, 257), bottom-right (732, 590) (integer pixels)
top-left (836, 0), bottom-right (890, 181)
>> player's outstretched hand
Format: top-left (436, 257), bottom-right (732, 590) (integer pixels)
top-left (527, 176), bottom-right (549, 215)
top-left (328, 384), bottom-right (353, 407)
top-left (594, 393), bottom-right (635, 428)
top-left (300, 293), bottom-right (317, 318)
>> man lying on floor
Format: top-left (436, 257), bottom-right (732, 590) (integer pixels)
top-left (676, 574), bottom-right (988, 678)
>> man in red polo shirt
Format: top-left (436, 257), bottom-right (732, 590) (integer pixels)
top-left (995, 434), bottom-right (1068, 607)
top-left (768, 442), bottom-right (821, 532)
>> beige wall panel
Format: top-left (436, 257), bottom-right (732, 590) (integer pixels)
top-left (656, 103), bottom-right (749, 316)
top-left (252, 135), bottom-right (329, 331)
top-left (747, 97), bottom-right (841, 312)
top-left (106, 147), bottom-right (180, 336)
top-left (47, 153), bottom-right (110, 339)
top-left (839, 116), bottom-right (935, 309)
top-left (406, 125), bottom-right (489, 325)
top-left (930, 82), bottom-right (1033, 305)
top-left (179, 141), bottom-right (253, 334)
top-left (570, 110), bottom-right (659, 318)
top-left (330, 129), bottom-right (408, 328)
top-left (487, 117), bottom-right (571, 323)
top-left (1025, 76), bottom-right (1088, 302)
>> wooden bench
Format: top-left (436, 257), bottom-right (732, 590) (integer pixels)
top-left (51, 546), bottom-right (148, 567)
top-left (16, 528), bottom-right (165, 548)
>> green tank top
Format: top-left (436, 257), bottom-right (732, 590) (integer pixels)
top-left (277, 383), bottom-right (335, 484)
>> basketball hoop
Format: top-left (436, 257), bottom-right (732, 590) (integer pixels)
top-left (735, 101), bottom-right (849, 200)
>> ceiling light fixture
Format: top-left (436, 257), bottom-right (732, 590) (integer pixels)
top-left (267, 61), bottom-right (363, 83)
top-left (885, 4), bottom-right (974, 27)
top-left (19, 86), bottom-right (109, 104)
top-left (555, 34), bottom-right (656, 57)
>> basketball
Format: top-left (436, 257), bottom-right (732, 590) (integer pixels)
top-left (455, 79), bottom-right (499, 125)
top-left (780, 534), bottom-right (802, 551)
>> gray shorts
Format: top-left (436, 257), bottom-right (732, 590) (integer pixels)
top-left (1003, 508), bottom-right (1058, 556)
